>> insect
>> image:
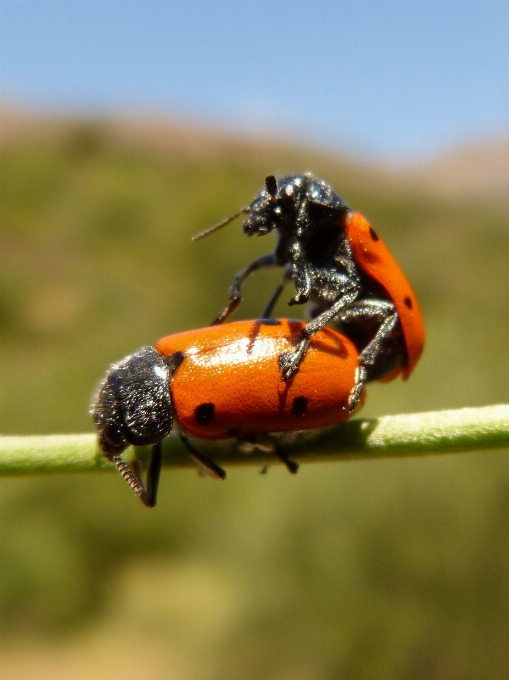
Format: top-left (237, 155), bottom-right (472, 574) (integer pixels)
top-left (92, 318), bottom-right (364, 507)
top-left (194, 173), bottom-right (425, 409)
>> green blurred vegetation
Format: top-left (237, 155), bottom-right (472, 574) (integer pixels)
top-left (1, 114), bottom-right (509, 679)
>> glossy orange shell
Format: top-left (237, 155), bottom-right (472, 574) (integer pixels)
top-left (345, 211), bottom-right (425, 379)
top-left (155, 319), bottom-right (362, 439)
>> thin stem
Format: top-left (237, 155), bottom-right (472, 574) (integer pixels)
top-left (1, 405), bottom-right (508, 477)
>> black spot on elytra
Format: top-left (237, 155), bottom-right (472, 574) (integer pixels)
top-left (292, 396), bottom-right (308, 417)
top-left (194, 403), bottom-right (215, 426)
top-left (403, 296), bottom-right (413, 309)
top-left (369, 226), bottom-right (379, 242)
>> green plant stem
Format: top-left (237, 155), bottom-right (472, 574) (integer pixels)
top-left (1, 405), bottom-right (508, 477)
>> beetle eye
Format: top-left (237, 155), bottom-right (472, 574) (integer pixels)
top-left (102, 422), bottom-right (125, 448)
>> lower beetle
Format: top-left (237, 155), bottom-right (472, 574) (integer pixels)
top-left (92, 319), bottom-right (364, 506)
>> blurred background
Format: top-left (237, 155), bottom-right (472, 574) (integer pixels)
top-left (1, 2), bottom-right (509, 678)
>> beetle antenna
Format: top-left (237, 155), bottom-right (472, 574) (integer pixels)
top-left (192, 207), bottom-right (249, 242)
top-left (265, 175), bottom-right (277, 196)
top-left (265, 175), bottom-right (278, 199)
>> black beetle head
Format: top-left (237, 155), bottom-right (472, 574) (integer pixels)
top-left (242, 174), bottom-right (349, 239)
top-left (92, 347), bottom-right (181, 457)
top-left (242, 174), bottom-right (302, 237)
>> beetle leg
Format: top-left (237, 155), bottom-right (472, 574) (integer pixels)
top-left (143, 441), bottom-right (163, 507)
top-left (212, 253), bottom-right (279, 325)
top-left (260, 267), bottom-right (292, 318)
top-left (358, 312), bottom-right (399, 367)
top-left (338, 302), bottom-right (399, 411)
top-left (278, 336), bottom-right (311, 382)
top-left (237, 434), bottom-right (299, 474)
top-left (273, 446), bottom-right (299, 474)
top-left (279, 289), bottom-right (360, 381)
top-left (288, 262), bottom-right (312, 305)
top-left (285, 239), bottom-right (312, 304)
top-left (347, 365), bottom-right (368, 413)
top-left (179, 434), bottom-right (226, 480)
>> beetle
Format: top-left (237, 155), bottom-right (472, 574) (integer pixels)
top-left (92, 318), bottom-right (364, 507)
top-left (193, 173), bottom-right (425, 409)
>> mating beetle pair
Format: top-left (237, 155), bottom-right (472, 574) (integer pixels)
top-left (93, 174), bottom-right (425, 506)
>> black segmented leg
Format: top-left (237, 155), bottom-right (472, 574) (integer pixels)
top-left (144, 441), bottom-right (163, 508)
top-left (260, 267), bottom-right (293, 318)
top-left (237, 434), bottom-right (299, 474)
top-left (179, 434), bottom-right (226, 480)
top-left (358, 312), bottom-right (399, 367)
top-left (273, 447), bottom-right (299, 474)
top-left (212, 253), bottom-right (278, 325)
top-left (288, 262), bottom-right (312, 305)
top-left (278, 337), bottom-right (312, 382)
top-left (339, 300), bottom-right (399, 411)
top-left (348, 312), bottom-right (399, 411)
top-left (279, 289), bottom-right (360, 381)
top-left (346, 365), bottom-right (368, 413)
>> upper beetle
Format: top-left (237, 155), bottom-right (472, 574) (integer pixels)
top-left (194, 173), bottom-right (425, 409)
top-left (92, 318), bottom-right (364, 507)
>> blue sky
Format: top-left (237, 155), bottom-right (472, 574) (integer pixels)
top-left (1, 1), bottom-right (508, 161)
